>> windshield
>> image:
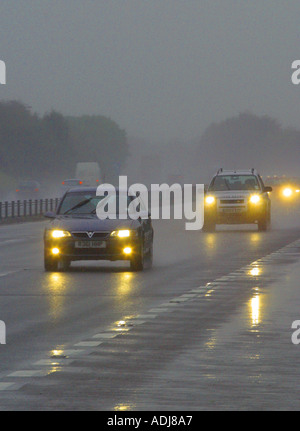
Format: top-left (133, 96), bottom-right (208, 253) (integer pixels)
top-left (58, 192), bottom-right (136, 215)
top-left (209, 175), bottom-right (260, 191)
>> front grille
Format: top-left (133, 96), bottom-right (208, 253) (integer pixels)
top-left (73, 248), bottom-right (107, 256)
top-left (71, 231), bottom-right (109, 240)
top-left (220, 199), bottom-right (245, 204)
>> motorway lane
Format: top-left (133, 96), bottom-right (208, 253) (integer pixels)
top-left (0, 206), bottom-right (299, 409)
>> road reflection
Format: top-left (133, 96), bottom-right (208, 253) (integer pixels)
top-left (43, 272), bottom-right (69, 319)
top-left (249, 267), bottom-right (261, 277)
top-left (116, 272), bottom-right (134, 296)
top-left (250, 233), bottom-right (261, 244)
top-left (250, 294), bottom-right (260, 326)
top-left (114, 403), bottom-right (136, 411)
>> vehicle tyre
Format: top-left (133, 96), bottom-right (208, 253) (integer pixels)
top-left (258, 214), bottom-right (268, 232)
top-left (146, 243), bottom-right (153, 269)
top-left (58, 258), bottom-right (71, 272)
top-left (44, 252), bottom-right (58, 272)
top-left (130, 242), bottom-right (144, 271)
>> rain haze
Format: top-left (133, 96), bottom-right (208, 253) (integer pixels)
top-left (0, 1), bottom-right (300, 185)
top-left (1, 1), bottom-right (300, 413)
top-left (0, 1), bottom-right (300, 138)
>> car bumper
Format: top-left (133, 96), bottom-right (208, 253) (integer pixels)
top-left (205, 205), bottom-right (267, 224)
top-left (44, 237), bottom-right (141, 261)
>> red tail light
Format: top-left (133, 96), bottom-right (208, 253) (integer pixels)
top-left (35, 188), bottom-right (39, 192)
top-left (16, 189), bottom-right (20, 192)
top-left (62, 181), bottom-right (65, 185)
top-left (79, 181), bottom-right (83, 185)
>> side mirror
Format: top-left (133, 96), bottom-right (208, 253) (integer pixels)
top-left (264, 186), bottom-right (272, 193)
top-left (44, 211), bottom-right (56, 219)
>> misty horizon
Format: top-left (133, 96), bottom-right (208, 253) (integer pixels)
top-left (1, 1), bottom-right (300, 145)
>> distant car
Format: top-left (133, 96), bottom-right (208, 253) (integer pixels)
top-left (60, 179), bottom-right (84, 195)
top-left (203, 169), bottom-right (272, 232)
top-left (44, 187), bottom-right (153, 271)
top-left (16, 180), bottom-right (41, 200)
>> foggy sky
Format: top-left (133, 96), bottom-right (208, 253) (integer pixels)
top-left (1, 0), bottom-right (300, 144)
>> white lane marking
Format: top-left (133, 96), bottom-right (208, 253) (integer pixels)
top-left (127, 320), bottom-right (147, 325)
top-left (0, 270), bottom-right (21, 278)
top-left (8, 370), bottom-right (50, 377)
top-left (0, 239), bottom-right (25, 246)
top-left (135, 314), bottom-right (157, 319)
top-left (149, 308), bottom-right (171, 313)
top-left (190, 288), bottom-right (207, 293)
top-left (170, 297), bottom-right (189, 303)
top-left (0, 382), bottom-right (16, 390)
top-left (74, 341), bottom-right (103, 347)
top-left (92, 333), bottom-right (117, 339)
top-left (160, 303), bottom-right (179, 307)
top-left (59, 349), bottom-right (85, 356)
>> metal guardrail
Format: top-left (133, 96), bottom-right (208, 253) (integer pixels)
top-left (0, 198), bottom-right (60, 220)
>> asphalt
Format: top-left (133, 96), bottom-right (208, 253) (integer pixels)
top-left (0, 203), bottom-right (299, 410)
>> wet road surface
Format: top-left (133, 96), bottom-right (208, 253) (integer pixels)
top-left (0, 206), bottom-right (299, 410)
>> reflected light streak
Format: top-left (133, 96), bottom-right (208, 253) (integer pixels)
top-left (249, 267), bottom-right (260, 277)
top-left (250, 233), bottom-right (261, 243)
top-left (114, 403), bottom-right (136, 411)
top-left (116, 272), bottom-right (134, 296)
top-left (250, 295), bottom-right (260, 326)
top-left (44, 273), bottom-right (69, 319)
top-left (205, 234), bottom-right (216, 249)
top-left (51, 349), bottom-right (64, 357)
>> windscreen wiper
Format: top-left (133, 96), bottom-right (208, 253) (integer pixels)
top-left (63, 198), bottom-right (93, 215)
top-left (224, 180), bottom-right (231, 190)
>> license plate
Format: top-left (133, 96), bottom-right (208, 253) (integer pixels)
top-left (221, 208), bottom-right (243, 213)
top-left (75, 241), bottom-right (106, 248)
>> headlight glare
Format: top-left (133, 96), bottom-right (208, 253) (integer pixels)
top-left (111, 229), bottom-right (131, 238)
top-left (249, 195), bottom-right (261, 204)
top-left (205, 196), bottom-right (215, 205)
top-left (51, 230), bottom-right (71, 238)
top-left (283, 187), bottom-right (292, 197)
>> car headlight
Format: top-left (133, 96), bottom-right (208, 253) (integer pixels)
top-left (249, 194), bottom-right (261, 204)
top-left (50, 230), bottom-right (72, 238)
top-left (110, 229), bottom-right (137, 238)
top-left (205, 196), bottom-right (215, 205)
top-left (282, 187), bottom-right (293, 197)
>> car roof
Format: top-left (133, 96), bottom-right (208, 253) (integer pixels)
top-left (215, 169), bottom-right (259, 176)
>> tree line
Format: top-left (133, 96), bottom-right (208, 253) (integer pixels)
top-left (197, 112), bottom-right (300, 180)
top-left (0, 100), bottom-right (129, 184)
